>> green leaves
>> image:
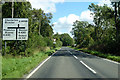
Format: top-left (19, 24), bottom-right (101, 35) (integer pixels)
top-left (2, 2), bottom-right (54, 56)
top-left (71, 20), bottom-right (92, 47)
top-left (72, 3), bottom-right (120, 55)
top-left (60, 33), bottom-right (73, 46)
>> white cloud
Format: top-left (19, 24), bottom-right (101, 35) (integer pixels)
top-left (80, 10), bottom-right (94, 23)
top-left (98, 0), bottom-right (112, 7)
top-left (53, 14), bottom-right (80, 37)
top-left (51, 0), bottom-right (64, 3)
top-left (67, 14), bottom-right (80, 24)
top-left (29, 0), bottom-right (64, 13)
top-left (58, 16), bottom-right (67, 24)
top-left (53, 11), bottom-right (95, 37)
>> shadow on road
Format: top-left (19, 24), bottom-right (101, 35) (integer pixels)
top-left (53, 49), bottom-right (99, 59)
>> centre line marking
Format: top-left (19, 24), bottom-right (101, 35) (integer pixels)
top-left (68, 50), bottom-right (72, 54)
top-left (68, 50), bottom-right (96, 74)
top-left (68, 50), bottom-right (78, 60)
top-left (73, 55), bottom-right (78, 59)
top-left (80, 61), bottom-right (96, 74)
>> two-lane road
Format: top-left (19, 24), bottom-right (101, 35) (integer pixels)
top-left (27, 47), bottom-right (119, 79)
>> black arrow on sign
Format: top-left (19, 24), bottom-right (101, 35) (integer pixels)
top-left (8, 24), bottom-right (25, 40)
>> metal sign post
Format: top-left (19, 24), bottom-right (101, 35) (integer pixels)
top-left (4, 0), bottom-right (14, 55)
top-left (53, 39), bottom-right (56, 48)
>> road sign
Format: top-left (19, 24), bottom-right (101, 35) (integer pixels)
top-left (53, 42), bottom-right (56, 44)
top-left (3, 18), bottom-right (28, 40)
top-left (53, 39), bottom-right (56, 42)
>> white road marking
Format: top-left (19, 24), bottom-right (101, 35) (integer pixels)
top-left (80, 61), bottom-right (97, 74)
top-left (68, 49), bottom-right (97, 74)
top-left (78, 50), bottom-right (119, 64)
top-left (103, 59), bottom-right (119, 64)
top-left (73, 55), bottom-right (78, 59)
top-left (68, 50), bottom-right (72, 54)
top-left (68, 50), bottom-right (78, 60)
top-left (25, 51), bottom-right (58, 79)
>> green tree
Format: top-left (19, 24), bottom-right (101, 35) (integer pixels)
top-left (2, 1), bottom-right (54, 56)
top-left (71, 20), bottom-right (91, 47)
top-left (60, 33), bottom-right (73, 46)
top-left (2, 2), bottom-right (32, 56)
top-left (72, 3), bottom-right (120, 55)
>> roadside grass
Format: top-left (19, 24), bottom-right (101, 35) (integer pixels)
top-left (2, 47), bottom-right (60, 78)
top-left (70, 47), bottom-right (120, 63)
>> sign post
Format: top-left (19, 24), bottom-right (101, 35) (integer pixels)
top-left (53, 39), bottom-right (56, 48)
top-left (4, 0), bottom-right (14, 55)
top-left (3, 18), bottom-right (28, 55)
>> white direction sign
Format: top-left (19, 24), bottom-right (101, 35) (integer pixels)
top-left (3, 18), bottom-right (28, 40)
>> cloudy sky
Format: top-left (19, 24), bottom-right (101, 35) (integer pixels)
top-left (29, 0), bottom-right (112, 37)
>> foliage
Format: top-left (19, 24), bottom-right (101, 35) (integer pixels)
top-left (55, 40), bottom-right (63, 48)
top-left (53, 33), bottom-right (73, 46)
top-left (60, 33), bottom-right (73, 46)
top-left (44, 37), bottom-right (53, 47)
top-left (71, 3), bottom-right (120, 55)
top-left (2, 1), bottom-right (61, 56)
top-left (2, 47), bottom-right (60, 78)
top-left (72, 47), bottom-right (120, 62)
top-left (71, 21), bottom-right (92, 47)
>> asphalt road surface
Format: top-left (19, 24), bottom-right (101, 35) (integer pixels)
top-left (28, 47), bottom-right (119, 79)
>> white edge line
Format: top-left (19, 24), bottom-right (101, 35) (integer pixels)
top-left (80, 61), bottom-right (97, 74)
top-left (103, 59), bottom-right (119, 64)
top-left (76, 50), bottom-right (119, 64)
top-left (25, 51), bottom-right (58, 79)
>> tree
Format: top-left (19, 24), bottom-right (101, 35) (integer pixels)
top-left (2, 1), bottom-right (54, 56)
top-left (71, 3), bottom-right (120, 55)
top-left (71, 20), bottom-right (91, 47)
top-left (2, 2), bottom-right (32, 56)
top-left (31, 8), bottom-right (53, 37)
top-left (60, 33), bottom-right (73, 46)
top-left (88, 3), bottom-right (115, 42)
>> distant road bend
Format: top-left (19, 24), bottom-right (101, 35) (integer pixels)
top-left (27, 47), bottom-right (119, 79)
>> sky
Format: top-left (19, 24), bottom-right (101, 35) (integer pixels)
top-left (29, 0), bottom-right (112, 37)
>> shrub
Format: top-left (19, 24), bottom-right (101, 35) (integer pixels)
top-left (44, 37), bottom-right (53, 47)
top-left (25, 48), bottom-right (33, 56)
top-left (55, 41), bottom-right (63, 48)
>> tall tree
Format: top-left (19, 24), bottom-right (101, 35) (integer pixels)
top-left (60, 33), bottom-right (73, 46)
top-left (88, 3), bottom-right (115, 42)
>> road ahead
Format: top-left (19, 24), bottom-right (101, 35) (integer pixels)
top-left (28, 47), bottom-right (119, 79)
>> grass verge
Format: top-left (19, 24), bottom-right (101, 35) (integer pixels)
top-left (2, 47), bottom-right (61, 78)
top-left (70, 47), bottom-right (120, 63)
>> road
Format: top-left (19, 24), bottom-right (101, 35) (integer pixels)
top-left (27, 47), bottom-right (119, 79)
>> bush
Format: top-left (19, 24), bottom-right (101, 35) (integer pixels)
top-left (76, 48), bottom-right (120, 62)
top-left (44, 37), bottom-right (53, 47)
top-left (45, 50), bottom-right (55, 56)
top-left (55, 41), bottom-right (63, 48)
top-left (25, 48), bottom-right (33, 56)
